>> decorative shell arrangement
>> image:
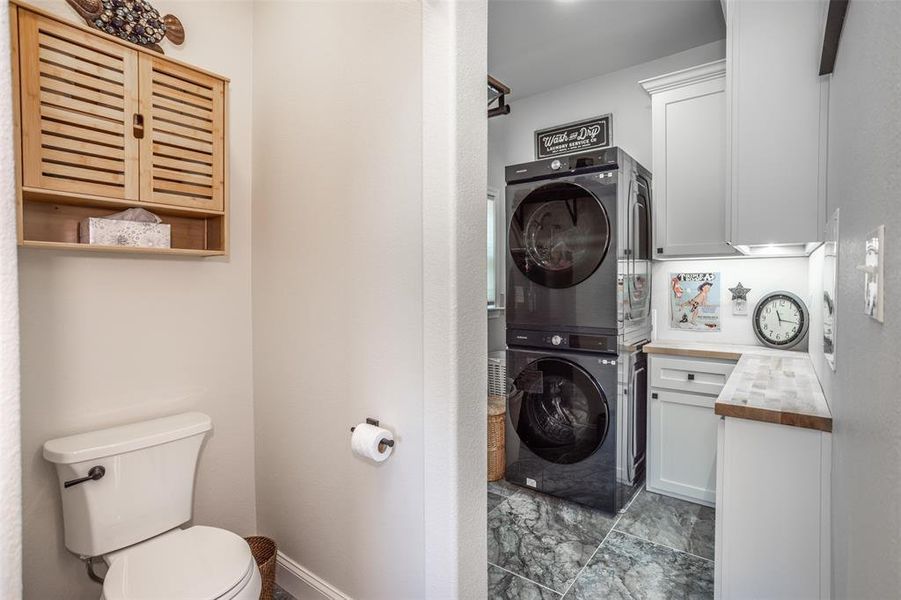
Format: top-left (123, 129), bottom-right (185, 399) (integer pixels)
top-left (65, 0), bottom-right (184, 53)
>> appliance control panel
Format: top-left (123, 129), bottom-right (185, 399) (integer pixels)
top-left (507, 328), bottom-right (617, 353)
top-left (505, 147), bottom-right (619, 184)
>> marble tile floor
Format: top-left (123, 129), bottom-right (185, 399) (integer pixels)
top-left (488, 481), bottom-right (715, 599)
top-left (271, 484), bottom-right (712, 600)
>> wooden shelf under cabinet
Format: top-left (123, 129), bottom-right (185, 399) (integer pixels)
top-left (20, 241), bottom-right (224, 257)
top-left (9, 0), bottom-right (229, 257)
top-left (21, 191), bottom-right (226, 257)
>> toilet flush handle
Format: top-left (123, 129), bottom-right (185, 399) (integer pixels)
top-left (64, 465), bottom-right (105, 488)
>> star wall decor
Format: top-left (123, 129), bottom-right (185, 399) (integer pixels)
top-left (728, 282), bottom-right (751, 301)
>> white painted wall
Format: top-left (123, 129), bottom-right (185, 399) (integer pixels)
top-left (651, 257), bottom-right (810, 347)
top-left (488, 40), bottom-right (726, 350)
top-left (422, 2), bottom-right (488, 598)
top-left (812, 1), bottom-right (901, 595)
top-left (0, 1), bottom-right (22, 598)
top-left (16, 3), bottom-right (257, 598)
top-left (250, 7), bottom-right (423, 596)
top-left (252, 2), bottom-right (487, 598)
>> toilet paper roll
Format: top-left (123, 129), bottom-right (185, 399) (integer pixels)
top-left (351, 423), bottom-right (394, 463)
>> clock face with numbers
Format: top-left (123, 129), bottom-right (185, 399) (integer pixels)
top-left (753, 291), bottom-right (810, 349)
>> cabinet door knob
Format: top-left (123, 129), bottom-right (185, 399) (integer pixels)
top-left (651, 392), bottom-right (658, 399)
top-left (687, 373), bottom-right (695, 381)
top-left (133, 114), bottom-right (145, 139)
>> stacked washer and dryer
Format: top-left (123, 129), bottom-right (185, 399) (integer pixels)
top-left (504, 147), bottom-right (652, 514)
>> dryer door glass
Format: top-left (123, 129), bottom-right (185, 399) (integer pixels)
top-left (509, 182), bottom-right (611, 289)
top-left (509, 358), bottom-right (609, 464)
top-left (627, 175), bottom-right (652, 319)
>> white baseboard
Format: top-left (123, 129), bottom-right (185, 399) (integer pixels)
top-left (275, 550), bottom-right (352, 600)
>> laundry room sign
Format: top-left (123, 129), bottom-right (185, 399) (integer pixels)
top-left (534, 114), bottom-right (612, 159)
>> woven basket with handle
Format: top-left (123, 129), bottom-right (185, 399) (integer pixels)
top-left (245, 536), bottom-right (277, 600)
top-left (488, 395), bottom-right (506, 481)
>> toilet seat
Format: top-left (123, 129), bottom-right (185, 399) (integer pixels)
top-left (102, 526), bottom-right (259, 600)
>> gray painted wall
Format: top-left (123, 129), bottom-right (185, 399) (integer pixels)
top-left (818, 1), bottom-right (901, 596)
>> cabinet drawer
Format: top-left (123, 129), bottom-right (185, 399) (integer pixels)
top-left (649, 355), bottom-right (735, 396)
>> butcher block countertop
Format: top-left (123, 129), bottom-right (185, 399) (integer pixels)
top-left (644, 340), bottom-right (832, 433)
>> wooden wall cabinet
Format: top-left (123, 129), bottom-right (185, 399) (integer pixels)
top-left (641, 60), bottom-right (737, 258)
top-left (10, 1), bottom-right (229, 256)
top-left (725, 0), bottom-right (827, 249)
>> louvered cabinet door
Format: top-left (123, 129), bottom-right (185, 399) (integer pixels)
top-left (139, 56), bottom-right (225, 212)
top-left (18, 11), bottom-right (140, 200)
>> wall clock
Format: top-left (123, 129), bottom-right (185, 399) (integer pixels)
top-left (752, 291), bottom-right (810, 349)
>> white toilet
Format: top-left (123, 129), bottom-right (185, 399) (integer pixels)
top-left (43, 412), bottom-right (262, 600)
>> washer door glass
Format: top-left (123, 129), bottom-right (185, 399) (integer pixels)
top-left (510, 358), bottom-right (609, 464)
top-left (509, 182), bottom-right (610, 289)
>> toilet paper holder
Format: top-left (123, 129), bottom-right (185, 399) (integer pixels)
top-left (350, 418), bottom-right (395, 447)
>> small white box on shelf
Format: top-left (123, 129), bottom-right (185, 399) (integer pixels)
top-left (78, 208), bottom-right (171, 249)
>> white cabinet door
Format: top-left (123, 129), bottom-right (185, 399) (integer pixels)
top-left (726, 0), bottom-right (827, 247)
top-left (717, 417), bottom-right (831, 599)
top-left (642, 61), bottom-right (736, 257)
top-left (647, 388), bottom-right (719, 506)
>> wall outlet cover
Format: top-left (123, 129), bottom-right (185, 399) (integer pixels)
top-left (728, 282), bottom-right (751, 315)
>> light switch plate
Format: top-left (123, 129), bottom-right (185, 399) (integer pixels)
top-left (859, 225), bottom-right (885, 323)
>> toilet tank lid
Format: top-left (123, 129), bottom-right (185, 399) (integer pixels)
top-left (43, 412), bottom-right (212, 464)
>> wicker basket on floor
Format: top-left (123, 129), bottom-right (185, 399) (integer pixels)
top-left (245, 536), bottom-right (277, 600)
top-left (488, 395), bottom-right (506, 481)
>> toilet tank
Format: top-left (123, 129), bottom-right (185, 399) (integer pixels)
top-left (43, 412), bottom-right (212, 557)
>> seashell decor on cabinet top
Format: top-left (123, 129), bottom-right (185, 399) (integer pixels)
top-left (64, 0), bottom-right (185, 53)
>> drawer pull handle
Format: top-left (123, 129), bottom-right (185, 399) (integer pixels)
top-left (687, 373), bottom-right (695, 381)
top-left (651, 392), bottom-right (658, 399)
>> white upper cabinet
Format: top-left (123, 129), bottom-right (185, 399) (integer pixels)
top-left (642, 60), bottom-right (736, 257)
top-left (726, 0), bottom-right (828, 249)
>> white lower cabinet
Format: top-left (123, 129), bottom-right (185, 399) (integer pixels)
top-left (647, 354), bottom-right (736, 506)
top-left (715, 416), bottom-right (831, 599)
top-left (648, 389), bottom-right (719, 505)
